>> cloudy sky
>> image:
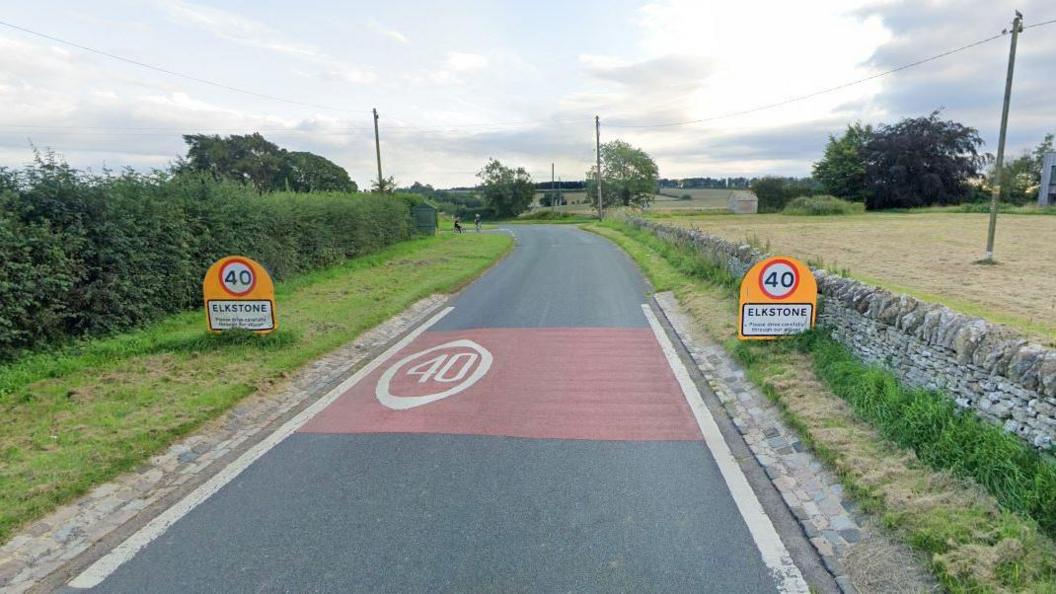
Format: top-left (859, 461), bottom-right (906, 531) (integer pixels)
top-left (0, 0), bottom-right (1053, 188)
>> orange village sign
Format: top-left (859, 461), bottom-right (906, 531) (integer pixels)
top-left (738, 256), bottom-right (817, 340)
top-left (202, 256), bottom-right (278, 334)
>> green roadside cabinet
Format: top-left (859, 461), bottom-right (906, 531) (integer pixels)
top-left (412, 203), bottom-right (438, 235)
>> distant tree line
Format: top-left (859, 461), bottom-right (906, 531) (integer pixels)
top-left (659, 177), bottom-right (751, 189)
top-left (398, 181), bottom-right (487, 218)
top-left (533, 180), bottom-right (585, 191)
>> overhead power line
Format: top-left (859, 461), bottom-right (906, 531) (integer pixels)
top-left (0, 19), bottom-right (370, 114)
top-left (1023, 17), bottom-right (1056, 29)
top-left (1, 15), bottom-right (1052, 139)
top-left (606, 21), bottom-right (1054, 129)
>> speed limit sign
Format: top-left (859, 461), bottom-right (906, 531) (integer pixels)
top-left (738, 256), bottom-right (816, 340)
top-left (202, 256), bottom-right (277, 334)
top-left (219, 258), bottom-right (256, 296)
top-left (757, 258), bottom-right (799, 300)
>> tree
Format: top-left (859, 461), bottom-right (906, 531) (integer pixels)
top-left (370, 176), bottom-right (398, 194)
top-left (584, 140), bottom-right (659, 212)
top-left (988, 132), bottom-right (1054, 204)
top-left (750, 177), bottom-right (823, 212)
top-left (477, 159), bottom-right (533, 218)
top-left (182, 133), bottom-right (286, 191)
top-left (180, 133), bottom-right (355, 193)
top-left (812, 122), bottom-right (872, 201)
top-left (286, 151), bottom-right (356, 192)
top-left (862, 111), bottom-right (986, 209)
top-left (400, 181), bottom-right (436, 196)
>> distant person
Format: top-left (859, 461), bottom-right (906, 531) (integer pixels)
top-left (453, 216), bottom-right (463, 234)
top-left (474, 213), bottom-right (482, 232)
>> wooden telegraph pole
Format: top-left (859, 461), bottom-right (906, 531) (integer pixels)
top-left (373, 108), bottom-right (383, 191)
top-left (983, 11), bottom-right (1023, 262)
top-left (595, 115), bottom-right (603, 219)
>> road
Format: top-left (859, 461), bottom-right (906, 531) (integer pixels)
top-left (68, 225), bottom-right (810, 593)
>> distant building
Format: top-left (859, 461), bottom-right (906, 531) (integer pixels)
top-left (1040, 152), bottom-right (1056, 206)
top-left (729, 191), bottom-right (758, 214)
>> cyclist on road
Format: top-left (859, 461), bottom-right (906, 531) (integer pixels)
top-left (453, 216), bottom-right (463, 234)
top-left (474, 213), bottom-right (482, 232)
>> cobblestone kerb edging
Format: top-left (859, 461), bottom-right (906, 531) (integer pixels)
top-left (621, 216), bottom-right (1056, 451)
top-left (0, 296), bottom-right (448, 594)
top-left (655, 293), bottom-right (863, 594)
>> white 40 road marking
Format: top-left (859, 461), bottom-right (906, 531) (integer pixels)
top-left (376, 339), bottom-right (492, 410)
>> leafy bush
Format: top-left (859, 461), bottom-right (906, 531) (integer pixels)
top-left (783, 195), bottom-right (865, 216)
top-left (679, 193), bottom-right (693, 201)
top-left (750, 176), bottom-right (823, 212)
top-left (0, 157), bottom-right (416, 359)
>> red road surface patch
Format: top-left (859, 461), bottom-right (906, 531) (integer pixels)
top-left (299, 328), bottom-right (702, 441)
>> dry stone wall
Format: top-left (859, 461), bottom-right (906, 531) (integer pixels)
top-left (622, 216), bottom-right (1056, 450)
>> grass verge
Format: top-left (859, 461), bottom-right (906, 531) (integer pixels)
top-left (0, 231), bottom-right (513, 543)
top-left (588, 220), bottom-right (1056, 593)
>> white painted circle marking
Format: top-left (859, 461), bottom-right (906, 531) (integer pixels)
top-left (220, 260), bottom-right (255, 295)
top-left (758, 260), bottom-right (798, 299)
top-left (376, 339), bottom-right (492, 410)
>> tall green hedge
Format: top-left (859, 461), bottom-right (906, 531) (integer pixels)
top-left (0, 159), bottom-right (417, 359)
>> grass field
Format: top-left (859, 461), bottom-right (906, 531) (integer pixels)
top-left (659, 211), bottom-right (1056, 342)
top-left (652, 188), bottom-right (746, 211)
top-left (0, 231), bottom-right (513, 543)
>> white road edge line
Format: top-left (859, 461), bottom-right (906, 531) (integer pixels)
top-left (68, 306), bottom-right (455, 589)
top-left (641, 304), bottom-right (809, 594)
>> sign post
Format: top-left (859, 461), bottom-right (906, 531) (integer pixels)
top-left (203, 256), bottom-right (278, 334)
top-left (738, 256), bottom-right (817, 340)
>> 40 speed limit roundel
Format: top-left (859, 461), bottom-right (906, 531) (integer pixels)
top-left (202, 256), bottom-right (277, 334)
top-left (738, 256), bottom-right (816, 340)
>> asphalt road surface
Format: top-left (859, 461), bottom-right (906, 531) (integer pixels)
top-left (68, 225), bottom-right (809, 593)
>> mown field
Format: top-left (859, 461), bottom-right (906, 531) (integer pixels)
top-left (658, 211), bottom-right (1056, 342)
top-left (652, 188), bottom-right (745, 211)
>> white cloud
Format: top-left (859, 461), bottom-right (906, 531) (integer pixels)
top-left (159, 0), bottom-right (376, 84)
top-left (158, 0), bottom-right (321, 58)
top-left (368, 20), bottom-right (409, 44)
top-left (445, 52), bottom-right (488, 71)
top-left (2, 0), bottom-right (1053, 187)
